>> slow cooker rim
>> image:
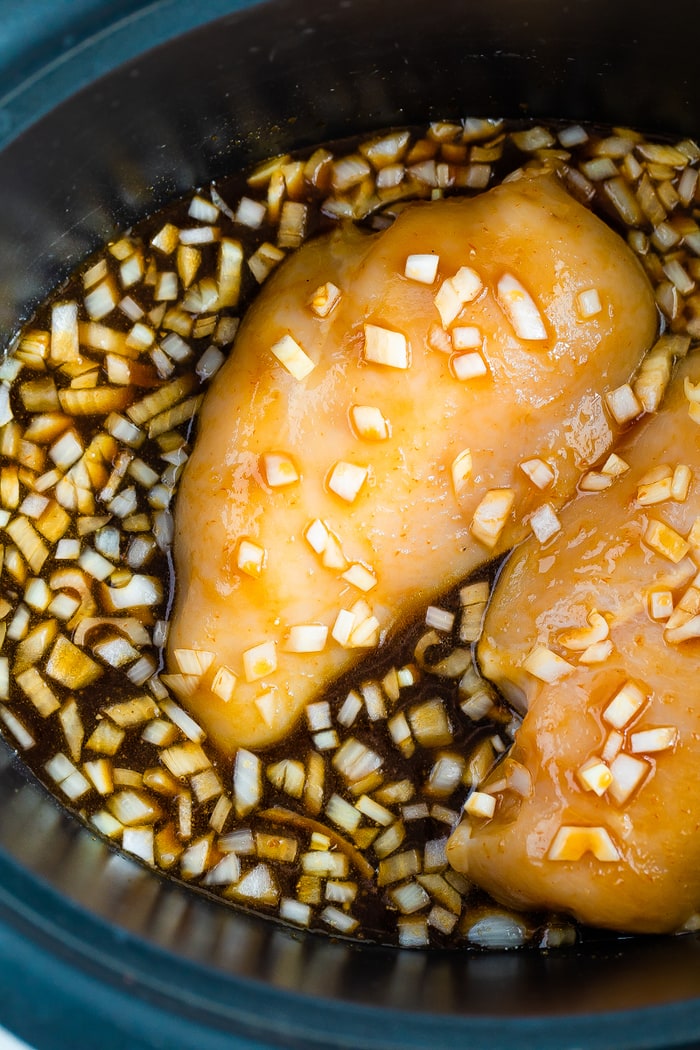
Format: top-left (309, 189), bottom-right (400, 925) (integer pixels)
top-left (3, 2), bottom-right (700, 1047)
top-left (2, 836), bottom-right (700, 1050)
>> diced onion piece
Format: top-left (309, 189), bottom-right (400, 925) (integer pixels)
top-left (608, 753), bottom-right (650, 805)
top-left (327, 461), bottom-right (368, 503)
top-left (103, 575), bottom-right (162, 610)
top-left (326, 793), bottom-right (362, 834)
top-left (349, 404), bottom-right (389, 441)
top-left (529, 503), bottom-right (561, 543)
top-left (397, 915), bottom-right (429, 948)
top-left (151, 223), bottom-right (179, 253)
top-left (235, 196), bottom-right (266, 228)
top-left (496, 274), bottom-right (547, 341)
top-left (672, 464), bottom-right (692, 502)
top-left (425, 606), bottom-right (454, 632)
top-left (45, 634), bottom-right (102, 689)
top-left (604, 176), bottom-right (644, 226)
top-left (428, 324), bottom-right (452, 354)
top-left (248, 242), bottom-right (285, 283)
top-left (363, 324), bottom-right (409, 369)
top-left (341, 563), bottom-right (377, 592)
top-left (511, 124), bottom-right (555, 150)
top-left (337, 690), bottom-right (362, 728)
top-left (451, 448), bottom-right (473, 494)
top-left (237, 539), bottom-right (266, 577)
top-left (285, 624), bottom-right (328, 653)
top-left (685, 376), bottom-right (700, 404)
top-left (548, 825), bottom-right (620, 862)
top-left (580, 638), bottom-right (615, 666)
top-left (173, 647), bottom-right (215, 677)
top-left (558, 611), bottom-right (609, 651)
top-left (522, 645), bottom-right (574, 683)
top-left (333, 737), bottom-right (382, 785)
top-left (332, 153), bottom-right (371, 190)
top-left (49, 429), bottom-right (83, 469)
top-left (217, 238), bottom-right (243, 308)
top-left (637, 474), bottom-right (673, 505)
top-left (232, 748), bottom-right (261, 817)
top-left (360, 680), bottom-right (386, 721)
top-left (331, 608), bottom-right (356, 646)
top-left (451, 326), bottom-right (482, 350)
top-left (45, 752), bottom-right (91, 801)
top-left (559, 124), bottom-right (589, 147)
top-left (452, 351), bottom-right (487, 381)
top-left (232, 863), bottom-right (278, 905)
top-left (648, 589), bottom-right (674, 621)
top-left (270, 333), bottom-right (315, 380)
top-left (404, 254), bottom-right (439, 284)
top-left (629, 726), bottom-right (678, 753)
top-left (85, 279), bottom-right (118, 320)
top-left (349, 612), bottom-right (380, 648)
top-left (242, 640), bottom-right (277, 683)
top-left (520, 457), bottom-right (555, 490)
top-left (122, 827), bottom-right (155, 866)
top-left (107, 788), bottom-right (162, 826)
top-left (78, 548), bottom-right (114, 581)
top-left (389, 880), bottom-right (430, 915)
top-left (434, 267), bottom-right (483, 327)
top-left (601, 453), bottom-right (630, 478)
top-left (0, 659), bottom-right (9, 702)
top-left (0, 384), bottom-right (12, 427)
top-left (0, 704), bottom-right (34, 750)
top-left (665, 613), bottom-right (700, 644)
top-left (196, 345), bottom-right (225, 381)
top-left (262, 452), bottom-right (299, 488)
top-left (643, 518), bottom-right (690, 563)
top-left (576, 757), bottom-right (613, 796)
top-left (179, 226), bottom-right (219, 245)
top-left (302, 851), bottom-right (348, 878)
top-left (279, 899), bottom-right (312, 927)
top-left (602, 680), bottom-right (647, 729)
top-left (408, 698), bottom-right (452, 748)
top-left (470, 488), bottom-right (514, 548)
top-left (576, 288), bottom-right (602, 318)
top-left (308, 281), bottom-right (342, 318)
top-left (579, 471), bottom-right (613, 492)
top-left (465, 790), bottom-right (496, 819)
top-left (305, 518), bottom-right (329, 555)
top-left (605, 383), bottom-right (642, 426)
top-left (50, 302), bottom-right (79, 363)
top-left (209, 665), bottom-right (237, 703)
top-left (600, 730), bottom-right (623, 765)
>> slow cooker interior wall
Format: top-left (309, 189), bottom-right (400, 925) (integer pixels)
top-left (1, 0), bottom-right (700, 1044)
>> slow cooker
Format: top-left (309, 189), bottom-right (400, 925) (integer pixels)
top-left (1, 2), bottom-right (700, 1047)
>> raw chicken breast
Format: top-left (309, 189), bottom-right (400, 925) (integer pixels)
top-left (448, 353), bottom-right (700, 934)
top-left (168, 171), bottom-right (656, 753)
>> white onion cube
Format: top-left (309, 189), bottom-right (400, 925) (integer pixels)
top-left (363, 324), bottom-right (409, 369)
top-left (404, 254), bottom-right (439, 284)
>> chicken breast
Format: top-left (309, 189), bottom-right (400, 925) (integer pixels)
top-left (448, 354), bottom-right (700, 934)
top-left (168, 170), bottom-right (657, 753)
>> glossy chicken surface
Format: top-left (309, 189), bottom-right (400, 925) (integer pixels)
top-left (169, 171), bottom-right (656, 753)
top-left (448, 356), bottom-right (700, 934)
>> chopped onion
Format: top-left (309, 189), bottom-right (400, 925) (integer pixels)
top-left (327, 461), bottom-right (368, 503)
top-left (522, 645), bottom-right (574, 683)
top-left (608, 753), bottom-right (650, 805)
top-left (404, 254), bottom-right (439, 284)
top-left (602, 680), bottom-right (647, 729)
top-left (362, 323), bottom-right (409, 369)
top-left (467, 912), bottom-right (528, 948)
top-left (496, 273), bottom-right (547, 341)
